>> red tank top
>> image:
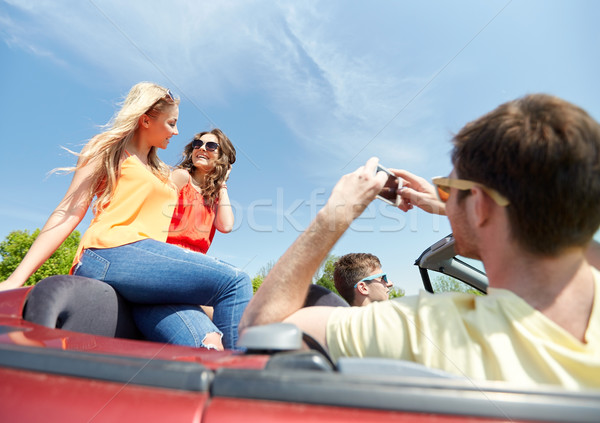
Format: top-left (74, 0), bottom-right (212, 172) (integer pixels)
top-left (166, 178), bottom-right (217, 253)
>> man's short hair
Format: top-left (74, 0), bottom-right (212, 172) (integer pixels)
top-left (452, 93), bottom-right (600, 255)
top-left (334, 253), bottom-right (381, 304)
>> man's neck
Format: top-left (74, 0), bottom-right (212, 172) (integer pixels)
top-left (484, 244), bottom-right (595, 342)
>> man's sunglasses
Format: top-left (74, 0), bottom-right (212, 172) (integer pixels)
top-left (354, 273), bottom-right (388, 288)
top-left (432, 177), bottom-right (510, 207)
top-left (192, 139), bottom-right (220, 152)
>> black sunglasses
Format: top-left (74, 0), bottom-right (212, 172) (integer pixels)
top-left (192, 139), bottom-right (219, 152)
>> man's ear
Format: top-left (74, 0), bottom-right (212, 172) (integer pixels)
top-left (470, 187), bottom-right (492, 227)
top-left (355, 282), bottom-right (369, 295)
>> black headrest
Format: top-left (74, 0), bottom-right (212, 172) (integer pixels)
top-left (303, 284), bottom-right (349, 307)
top-left (23, 275), bottom-right (141, 339)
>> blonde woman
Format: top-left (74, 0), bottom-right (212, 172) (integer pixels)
top-left (0, 82), bottom-right (252, 350)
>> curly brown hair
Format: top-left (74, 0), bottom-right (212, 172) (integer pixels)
top-left (176, 128), bottom-right (236, 207)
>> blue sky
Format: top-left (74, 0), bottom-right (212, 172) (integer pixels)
top-left (1, 1), bottom-right (599, 294)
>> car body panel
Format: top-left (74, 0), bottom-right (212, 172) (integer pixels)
top-left (1, 236), bottom-right (599, 422)
top-left (204, 397), bottom-right (501, 423)
top-left (0, 367), bottom-right (207, 423)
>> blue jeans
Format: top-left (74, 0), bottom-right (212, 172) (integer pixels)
top-left (73, 239), bottom-right (252, 349)
top-left (131, 304), bottom-right (222, 349)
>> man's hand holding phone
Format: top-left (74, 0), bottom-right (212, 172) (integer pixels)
top-left (393, 169), bottom-right (446, 215)
top-left (375, 164), bottom-right (413, 212)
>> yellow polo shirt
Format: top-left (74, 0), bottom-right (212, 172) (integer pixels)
top-left (326, 268), bottom-right (600, 390)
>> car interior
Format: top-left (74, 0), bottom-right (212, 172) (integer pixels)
top-left (21, 234), bottom-right (471, 340)
top-left (3, 234), bottom-right (599, 422)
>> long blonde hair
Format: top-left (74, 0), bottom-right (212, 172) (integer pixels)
top-left (176, 128), bottom-right (236, 208)
top-left (74, 82), bottom-right (179, 214)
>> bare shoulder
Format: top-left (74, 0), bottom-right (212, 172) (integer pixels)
top-left (72, 150), bottom-right (103, 180)
top-left (170, 168), bottom-right (190, 191)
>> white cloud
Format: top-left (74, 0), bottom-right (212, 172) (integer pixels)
top-left (0, 1), bottom-right (470, 180)
top-left (0, 7), bottom-right (67, 67)
top-left (2, 1), bottom-right (438, 158)
top-left (224, 4), bottom-right (442, 179)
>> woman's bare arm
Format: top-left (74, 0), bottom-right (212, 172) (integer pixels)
top-left (214, 185), bottom-right (234, 233)
top-left (0, 158), bottom-right (96, 290)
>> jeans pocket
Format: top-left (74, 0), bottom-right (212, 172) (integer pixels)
top-left (74, 249), bottom-right (110, 281)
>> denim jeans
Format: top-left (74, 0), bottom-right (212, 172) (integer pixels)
top-left (73, 239), bottom-right (252, 349)
top-left (131, 303), bottom-right (222, 349)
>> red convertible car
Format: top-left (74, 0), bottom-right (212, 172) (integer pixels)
top-left (1, 235), bottom-right (598, 422)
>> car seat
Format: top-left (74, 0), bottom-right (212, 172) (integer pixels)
top-left (303, 284), bottom-right (349, 307)
top-left (23, 275), bottom-right (142, 339)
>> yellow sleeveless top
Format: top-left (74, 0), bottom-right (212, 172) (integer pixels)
top-left (72, 155), bottom-right (178, 268)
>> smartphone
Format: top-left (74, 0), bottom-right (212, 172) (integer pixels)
top-left (376, 164), bottom-right (400, 206)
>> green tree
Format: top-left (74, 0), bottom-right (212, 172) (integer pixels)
top-left (313, 254), bottom-right (342, 297)
top-left (251, 259), bottom-right (276, 293)
top-left (432, 274), bottom-right (483, 295)
top-left (388, 287), bottom-right (405, 299)
top-left (0, 229), bottom-right (81, 286)
top-left (251, 275), bottom-right (264, 294)
top-left (251, 255), bottom-right (344, 297)
top-left (313, 254), bottom-right (337, 282)
top-left (314, 274), bottom-right (339, 295)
